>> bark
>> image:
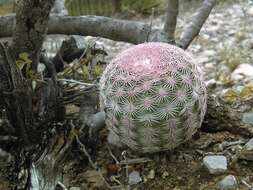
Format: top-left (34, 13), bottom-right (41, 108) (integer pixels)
top-left (31, 124), bottom-right (76, 190)
top-left (12, 0), bottom-right (55, 70)
top-left (163, 0), bottom-right (179, 43)
top-left (47, 15), bottom-right (169, 44)
top-left (178, 0), bottom-right (216, 49)
top-left (0, 0), bottom-right (72, 188)
top-left (0, 41), bottom-right (33, 189)
top-left (0, 42), bottom-right (31, 144)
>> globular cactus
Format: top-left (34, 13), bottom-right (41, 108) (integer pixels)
top-left (100, 42), bottom-right (207, 153)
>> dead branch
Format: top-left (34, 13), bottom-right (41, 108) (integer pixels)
top-left (47, 15), bottom-right (166, 44)
top-left (75, 134), bottom-right (113, 190)
top-left (163, 0), bottom-right (179, 43)
top-left (0, 15), bottom-right (170, 44)
top-left (178, 0), bottom-right (216, 49)
top-left (0, 1), bottom-right (215, 48)
top-left (119, 157), bottom-right (152, 165)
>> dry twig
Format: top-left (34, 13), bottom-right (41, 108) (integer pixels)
top-left (179, 0), bottom-right (216, 49)
top-left (75, 134), bottom-right (113, 190)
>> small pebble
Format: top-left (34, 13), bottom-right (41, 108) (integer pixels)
top-left (162, 171), bottom-right (169, 179)
top-left (147, 169), bottom-right (155, 179)
top-left (218, 175), bottom-right (237, 190)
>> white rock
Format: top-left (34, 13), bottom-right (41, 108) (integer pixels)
top-left (128, 171), bottom-right (142, 185)
top-left (218, 175), bottom-right (237, 190)
top-left (231, 64), bottom-right (253, 80)
top-left (203, 155), bottom-right (227, 174)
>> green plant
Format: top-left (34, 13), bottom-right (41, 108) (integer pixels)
top-left (122, 0), bottom-right (163, 14)
top-left (100, 42), bottom-right (207, 153)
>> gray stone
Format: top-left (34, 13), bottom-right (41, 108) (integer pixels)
top-left (243, 112), bottom-right (253, 125)
top-left (218, 175), bottom-right (237, 190)
top-left (128, 171), bottom-right (142, 185)
top-left (203, 155), bottom-right (227, 174)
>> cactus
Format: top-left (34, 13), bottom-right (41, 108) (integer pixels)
top-left (100, 42), bottom-right (207, 153)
